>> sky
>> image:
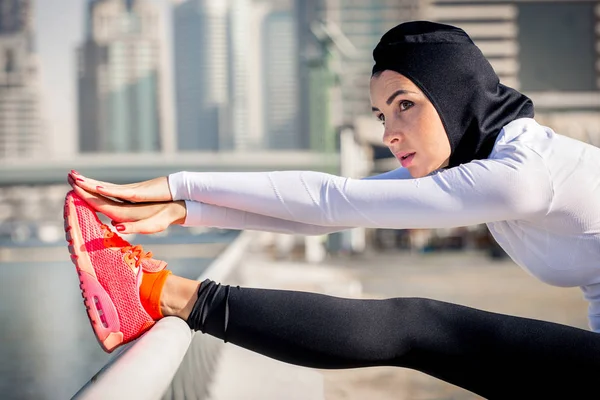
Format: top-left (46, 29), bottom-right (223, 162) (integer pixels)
top-left (34, 0), bottom-right (172, 159)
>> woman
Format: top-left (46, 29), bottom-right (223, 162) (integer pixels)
top-left (64, 21), bottom-right (600, 398)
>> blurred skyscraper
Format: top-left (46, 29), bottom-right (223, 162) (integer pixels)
top-left (173, 1), bottom-right (228, 151)
top-left (227, 0), bottom-right (254, 150)
top-left (294, 0), bottom-right (337, 153)
top-left (78, 0), bottom-right (166, 153)
top-left (0, 0), bottom-right (43, 160)
top-left (291, 0), bottom-right (421, 154)
top-left (426, 0), bottom-right (600, 145)
top-left (320, 0), bottom-right (422, 125)
top-left (174, 0), bottom-right (301, 151)
top-left (295, 0), bottom-right (318, 151)
top-left (263, 0), bottom-right (300, 150)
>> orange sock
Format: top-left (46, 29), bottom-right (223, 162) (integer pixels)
top-left (139, 269), bottom-right (172, 320)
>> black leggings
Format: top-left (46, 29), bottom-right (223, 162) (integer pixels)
top-left (187, 280), bottom-right (600, 399)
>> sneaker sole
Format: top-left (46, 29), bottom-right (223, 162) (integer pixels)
top-left (64, 194), bottom-right (124, 353)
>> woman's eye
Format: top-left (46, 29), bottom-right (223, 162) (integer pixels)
top-left (377, 114), bottom-right (385, 124)
top-left (399, 100), bottom-right (414, 111)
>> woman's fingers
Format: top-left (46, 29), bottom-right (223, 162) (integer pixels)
top-left (70, 184), bottom-right (116, 210)
top-left (112, 202), bottom-right (186, 235)
top-left (70, 170), bottom-right (137, 201)
top-left (113, 219), bottom-right (168, 235)
top-left (70, 170), bottom-right (114, 192)
top-left (70, 171), bottom-right (171, 203)
top-left (113, 210), bottom-right (170, 235)
top-left (70, 184), bottom-right (129, 221)
top-left (70, 184), bottom-right (166, 223)
top-left (68, 170), bottom-right (178, 235)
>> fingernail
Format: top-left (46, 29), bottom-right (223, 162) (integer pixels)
top-left (76, 178), bottom-right (84, 182)
top-left (115, 225), bottom-right (125, 232)
top-left (71, 170), bottom-right (80, 175)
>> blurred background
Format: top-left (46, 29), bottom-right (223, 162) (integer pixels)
top-left (0, 0), bottom-right (599, 254)
top-left (0, 0), bottom-right (599, 399)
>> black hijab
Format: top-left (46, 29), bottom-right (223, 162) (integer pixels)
top-left (372, 21), bottom-right (534, 168)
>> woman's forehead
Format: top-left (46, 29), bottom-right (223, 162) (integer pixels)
top-left (370, 71), bottom-right (421, 102)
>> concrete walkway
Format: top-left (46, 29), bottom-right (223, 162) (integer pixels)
top-left (207, 245), bottom-right (589, 400)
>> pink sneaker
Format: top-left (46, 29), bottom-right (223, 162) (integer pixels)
top-left (63, 190), bottom-right (167, 353)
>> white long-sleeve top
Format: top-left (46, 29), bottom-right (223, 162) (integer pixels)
top-left (168, 118), bottom-right (600, 332)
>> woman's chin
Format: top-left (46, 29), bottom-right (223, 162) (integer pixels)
top-left (406, 165), bottom-right (435, 179)
top-left (405, 168), bottom-right (420, 178)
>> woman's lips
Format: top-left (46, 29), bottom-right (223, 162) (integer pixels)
top-left (397, 152), bottom-right (416, 168)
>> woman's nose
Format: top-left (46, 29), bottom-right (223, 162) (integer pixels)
top-left (383, 128), bottom-right (402, 146)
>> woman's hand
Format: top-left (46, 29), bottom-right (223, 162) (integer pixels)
top-left (69, 176), bottom-right (187, 234)
top-left (69, 170), bottom-right (173, 203)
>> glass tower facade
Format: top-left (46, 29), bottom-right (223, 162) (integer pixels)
top-left (78, 0), bottom-right (163, 153)
top-left (0, 0), bottom-right (43, 159)
top-left (173, 0), bottom-right (228, 151)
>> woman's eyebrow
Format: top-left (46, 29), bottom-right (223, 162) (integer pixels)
top-left (372, 89), bottom-right (418, 111)
top-left (386, 89), bottom-right (416, 105)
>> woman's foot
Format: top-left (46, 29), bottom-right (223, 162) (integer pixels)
top-left (64, 190), bottom-right (168, 353)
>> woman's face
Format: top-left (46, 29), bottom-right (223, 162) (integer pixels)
top-left (370, 70), bottom-right (451, 178)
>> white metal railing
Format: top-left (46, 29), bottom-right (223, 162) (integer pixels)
top-left (72, 230), bottom-right (256, 400)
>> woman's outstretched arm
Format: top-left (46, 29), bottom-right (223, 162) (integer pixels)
top-left (69, 167), bottom-right (412, 236)
top-left (168, 141), bottom-right (552, 230)
top-left (182, 201), bottom-right (350, 235)
top-left (177, 167), bottom-right (413, 235)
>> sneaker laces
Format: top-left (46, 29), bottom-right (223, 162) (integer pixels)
top-left (102, 224), bottom-right (153, 268)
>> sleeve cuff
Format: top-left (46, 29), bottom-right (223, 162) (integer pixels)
top-left (181, 200), bottom-right (203, 227)
top-left (168, 171), bottom-right (187, 201)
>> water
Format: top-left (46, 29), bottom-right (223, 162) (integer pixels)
top-left (0, 229), bottom-right (239, 400)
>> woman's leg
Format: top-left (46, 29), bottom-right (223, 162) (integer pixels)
top-left (161, 277), bottom-right (600, 399)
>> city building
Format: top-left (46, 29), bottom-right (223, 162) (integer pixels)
top-left (291, 0), bottom-right (423, 154)
top-left (263, 0), bottom-right (301, 150)
top-left (78, 0), bottom-right (167, 153)
top-left (321, 0), bottom-right (422, 126)
top-left (0, 0), bottom-right (43, 160)
top-left (173, 0), bottom-right (229, 151)
top-left (174, 0), bottom-right (302, 152)
top-left (227, 0), bottom-right (256, 150)
top-left (294, 0), bottom-right (323, 151)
